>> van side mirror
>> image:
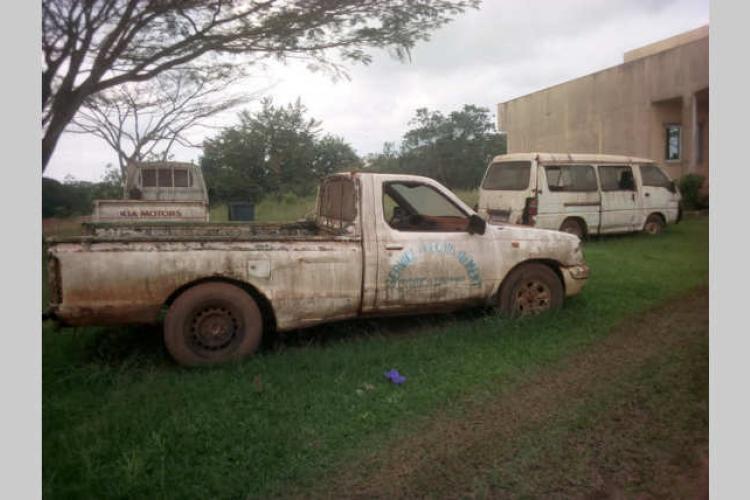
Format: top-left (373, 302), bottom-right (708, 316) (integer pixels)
top-left (668, 180), bottom-right (677, 194)
top-left (468, 214), bottom-right (486, 235)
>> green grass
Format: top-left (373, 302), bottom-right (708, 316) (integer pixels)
top-left (42, 218), bottom-right (708, 499)
top-left (210, 193), bottom-right (317, 223)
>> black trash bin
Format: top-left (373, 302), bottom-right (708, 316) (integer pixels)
top-left (228, 201), bottom-right (255, 221)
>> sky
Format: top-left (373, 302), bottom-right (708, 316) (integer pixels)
top-left (44, 0), bottom-right (709, 182)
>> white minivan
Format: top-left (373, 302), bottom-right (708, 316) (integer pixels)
top-left (477, 153), bottom-right (681, 237)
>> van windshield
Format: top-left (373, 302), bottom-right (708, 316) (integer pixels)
top-left (482, 162), bottom-right (531, 190)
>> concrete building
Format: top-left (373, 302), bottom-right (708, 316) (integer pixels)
top-left (498, 25), bottom-right (708, 187)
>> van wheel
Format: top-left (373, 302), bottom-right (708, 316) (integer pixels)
top-left (559, 218), bottom-right (585, 239)
top-left (164, 282), bottom-right (263, 367)
top-left (643, 214), bottom-right (665, 235)
top-left (498, 263), bottom-right (564, 318)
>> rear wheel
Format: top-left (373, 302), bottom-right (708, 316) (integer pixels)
top-left (643, 214), bottom-right (665, 235)
top-left (498, 263), bottom-right (564, 318)
top-left (559, 218), bottom-right (585, 239)
top-left (164, 282), bottom-right (263, 367)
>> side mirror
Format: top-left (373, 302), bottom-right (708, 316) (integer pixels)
top-left (468, 214), bottom-right (486, 235)
top-left (668, 180), bottom-right (677, 194)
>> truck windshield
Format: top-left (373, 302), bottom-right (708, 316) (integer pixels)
top-left (482, 161), bottom-right (531, 190)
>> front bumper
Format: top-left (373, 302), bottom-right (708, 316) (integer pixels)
top-left (560, 264), bottom-right (590, 297)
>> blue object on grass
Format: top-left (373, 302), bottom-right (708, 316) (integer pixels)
top-left (384, 369), bottom-right (406, 385)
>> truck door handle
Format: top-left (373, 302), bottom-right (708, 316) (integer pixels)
top-left (385, 244), bottom-right (404, 251)
top-left (645, 192), bottom-right (650, 197)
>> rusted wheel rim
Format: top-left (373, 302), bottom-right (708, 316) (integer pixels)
top-left (645, 221), bottom-right (661, 234)
top-left (188, 306), bottom-right (241, 353)
top-left (513, 280), bottom-right (552, 316)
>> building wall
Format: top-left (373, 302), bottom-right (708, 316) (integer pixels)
top-left (498, 28), bottom-right (708, 182)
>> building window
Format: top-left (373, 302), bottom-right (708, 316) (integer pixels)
top-left (665, 124), bottom-right (681, 161)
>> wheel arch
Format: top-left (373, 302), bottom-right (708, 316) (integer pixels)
top-left (163, 276), bottom-right (278, 333)
top-left (560, 216), bottom-right (588, 237)
top-left (646, 211), bottom-right (667, 224)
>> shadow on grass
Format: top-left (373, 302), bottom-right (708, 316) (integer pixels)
top-left (80, 324), bottom-right (170, 367)
top-left (269, 306), bottom-right (492, 351)
top-left (55, 306), bottom-right (498, 370)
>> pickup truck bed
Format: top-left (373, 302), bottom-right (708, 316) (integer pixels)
top-left (80, 220), bottom-right (336, 241)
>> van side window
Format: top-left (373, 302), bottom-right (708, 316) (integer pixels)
top-left (599, 165), bottom-right (636, 191)
top-left (544, 165), bottom-right (597, 192)
top-left (640, 165), bottom-right (672, 189)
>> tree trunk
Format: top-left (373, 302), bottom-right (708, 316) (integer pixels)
top-left (42, 91), bottom-right (87, 173)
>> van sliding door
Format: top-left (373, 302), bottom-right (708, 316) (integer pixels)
top-left (537, 164), bottom-right (600, 234)
top-left (598, 165), bottom-right (638, 233)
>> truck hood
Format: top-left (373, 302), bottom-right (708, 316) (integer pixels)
top-left (487, 223), bottom-right (585, 266)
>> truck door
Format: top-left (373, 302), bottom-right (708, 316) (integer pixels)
top-left (372, 180), bottom-right (492, 312)
top-left (597, 165), bottom-right (639, 233)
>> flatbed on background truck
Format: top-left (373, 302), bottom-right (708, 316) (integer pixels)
top-left (46, 172), bottom-right (589, 366)
top-left (91, 161), bottom-right (209, 222)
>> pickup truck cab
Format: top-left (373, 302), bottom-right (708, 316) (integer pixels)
top-left (47, 173), bottom-right (589, 366)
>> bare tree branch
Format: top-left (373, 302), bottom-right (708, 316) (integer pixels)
top-left (42, 0), bottom-right (480, 171)
top-left (70, 70), bottom-right (252, 176)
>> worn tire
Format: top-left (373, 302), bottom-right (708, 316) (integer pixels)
top-left (498, 263), bottom-right (564, 318)
top-left (559, 218), bottom-right (585, 239)
top-left (643, 214), bottom-right (665, 235)
top-left (164, 282), bottom-right (263, 367)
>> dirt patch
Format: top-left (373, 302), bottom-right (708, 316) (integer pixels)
top-left (311, 287), bottom-right (709, 498)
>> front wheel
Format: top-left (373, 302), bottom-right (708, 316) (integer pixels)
top-left (498, 263), bottom-right (564, 318)
top-left (643, 214), bottom-right (665, 235)
top-left (164, 282), bottom-right (263, 367)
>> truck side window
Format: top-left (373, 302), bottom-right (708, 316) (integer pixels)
top-left (383, 182), bottom-right (468, 232)
top-left (174, 169), bottom-right (191, 187)
top-left (158, 168), bottom-right (172, 188)
top-left (599, 165), bottom-right (636, 191)
top-left (142, 169), bottom-right (157, 187)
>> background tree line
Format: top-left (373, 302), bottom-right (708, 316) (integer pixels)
top-left (42, 100), bottom-right (506, 216)
top-left (365, 105), bottom-right (506, 190)
top-left (199, 101), bottom-right (505, 204)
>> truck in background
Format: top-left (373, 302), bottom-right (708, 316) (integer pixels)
top-left (92, 161), bottom-right (209, 222)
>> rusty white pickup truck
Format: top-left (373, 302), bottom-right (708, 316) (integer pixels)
top-left (46, 172), bottom-right (589, 366)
